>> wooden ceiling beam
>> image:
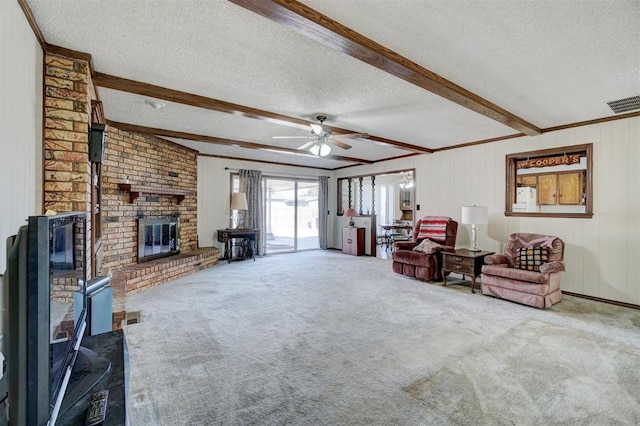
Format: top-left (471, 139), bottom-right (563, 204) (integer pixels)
top-left (94, 72), bottom-right (432, 154)
top-left (229, 0), bottom-right (542, 137)
top-left (368, 135), bottom-right (434, 154)
top-left (96, 73), bottom-right (311, 130)
top-left (107, 121), bottom-right (374, 164)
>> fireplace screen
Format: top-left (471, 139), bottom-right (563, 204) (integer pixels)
top-left (138, 217), bottom-right (180, 262)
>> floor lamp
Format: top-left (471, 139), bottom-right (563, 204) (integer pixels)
top-left (230, 192), bottom-right (248, 229)
top-left (461, 205), bottom-right (488, 252)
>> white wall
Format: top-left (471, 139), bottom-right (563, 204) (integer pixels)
top-left (197, 156), bottom-right (335, 254)
top-left (335, 117), bottom-right (640, 306)
top-left (0, 0), bottom-right (43, 273)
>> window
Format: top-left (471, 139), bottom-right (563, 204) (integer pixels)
top-left (505, 143), bottom-right (593, 218)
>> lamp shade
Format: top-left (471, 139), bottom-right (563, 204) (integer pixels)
top-left (230, 192), bottom-right (248, 211)
top-left (343, 208), bottom-right (359, 217)
top-left (461, 205), bottom-right (488, 225)
top-left (310, 142), bottom-right (331, 157)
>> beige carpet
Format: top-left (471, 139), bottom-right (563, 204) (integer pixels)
top-left (123, 250), bottom-right (640, 425)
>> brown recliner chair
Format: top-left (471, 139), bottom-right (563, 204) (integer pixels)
top-left (481, 233), bottom-right (565, 308)
top-left (391, 216), bottom-right (458, 281)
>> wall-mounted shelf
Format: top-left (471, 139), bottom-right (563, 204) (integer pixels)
top-left (118, 184), bottom-right (193, 205)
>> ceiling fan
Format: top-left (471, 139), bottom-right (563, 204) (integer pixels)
top-left (272, 115), bottom-right (368, 157)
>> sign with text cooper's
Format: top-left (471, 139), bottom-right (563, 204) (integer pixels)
top-left (517, 154), bottom-right (581, 169)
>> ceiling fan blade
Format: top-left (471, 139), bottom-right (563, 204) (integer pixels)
top-left (333, 132), bottom-right (369, 140)
top-left (297, 141), bottom-right (316, 150)
top-left (328, 138), bottom-right (352, 150)
top-left (272, 135), bottom-right (313, 139)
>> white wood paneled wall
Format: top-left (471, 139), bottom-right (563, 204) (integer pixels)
top-left (0, 1), bottom-right (43, 273)
top-left (336, 117), bottom-right (640, 306)
top-left (197, 156), bottom-right (336, 253)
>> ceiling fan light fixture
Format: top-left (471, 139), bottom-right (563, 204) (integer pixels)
top-left (310, 142), bottom-right (331, 157)
top-left (399, 174), bottom-right (414, 189)
top-left (275, 114), bottom-right (351, 154)
top-left (319, 143), bottom-right (331, 156)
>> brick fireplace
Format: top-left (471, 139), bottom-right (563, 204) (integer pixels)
top-left (42, 51), bottom-right (218, 330)
top-left (99, 126), bottom-right (218, 325)
top-left (100, 127), bottom-right (198, 269)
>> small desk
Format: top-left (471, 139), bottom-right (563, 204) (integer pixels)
top-left (441, 249), bottom-right (495, 293)
top-left (217, 229), bottom-right (257, 263)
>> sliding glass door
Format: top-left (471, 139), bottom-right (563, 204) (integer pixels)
top-left (264, 178), bottom-right (319, 254)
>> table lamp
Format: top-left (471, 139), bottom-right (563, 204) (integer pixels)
top-left (461, 205), bottom-right (488, 252)
top-left (230, 192), bottom-right (248, 228)
top-left (343, 207), bottom-right (359, 227)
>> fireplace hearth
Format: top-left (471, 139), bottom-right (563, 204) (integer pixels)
top-left (138, 216), bottom-right (180, 263)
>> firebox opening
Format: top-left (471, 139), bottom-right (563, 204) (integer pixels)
top-left (138, 216), bottom-right (180, 263)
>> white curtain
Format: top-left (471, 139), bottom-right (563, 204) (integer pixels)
top-left (239, 169), bottom-right (264, 255)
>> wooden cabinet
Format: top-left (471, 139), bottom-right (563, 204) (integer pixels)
top-left (558, 172), bottom-right (582, 204)
top-left (520, 171), bottom-right (584, 206)
top-left (342, 227), bottom-right (365, 256)
top-left (518, 175), bottom-right (538, 186)
top-left (537, 174), bottom-right (558, 205)
top-left (399, 188), bottom-right (413, 221)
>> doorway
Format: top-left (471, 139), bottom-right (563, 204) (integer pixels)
top-left (336, 170), bottom-right (415, 258)
top-left (264, 178), bottom-right (319, 254)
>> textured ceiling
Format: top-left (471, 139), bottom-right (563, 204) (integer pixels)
top-left (26, 0), bottom-right (640, 170)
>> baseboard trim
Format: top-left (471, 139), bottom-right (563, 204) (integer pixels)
top-left (563, 291), bottom-right (640, 311)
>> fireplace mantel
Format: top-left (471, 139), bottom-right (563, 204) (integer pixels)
top-left (118, 184), bottom-right (193, 205)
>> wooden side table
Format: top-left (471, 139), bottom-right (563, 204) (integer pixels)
top-left (441, 249), bottom-right (495, 293)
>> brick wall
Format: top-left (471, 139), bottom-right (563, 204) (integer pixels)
top-left (44, 55), bottom-right (91, 213)
top-left (100, 127), bottom-right (198, 275)
top-left (44, 54), bottom-right (93, 300)
top-left (116, 249), bottom-right (217, 295)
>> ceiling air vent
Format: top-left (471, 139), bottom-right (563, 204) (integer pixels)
top-left (606, 95), bottom-right (640, 114)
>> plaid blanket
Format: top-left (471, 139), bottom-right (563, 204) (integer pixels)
top-left (416, 216), bottom-right (451, 243)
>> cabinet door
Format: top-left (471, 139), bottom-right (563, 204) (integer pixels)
top-left (342, 228), bottom-right (352, 254)
top-left (399, 188), bottom-right (412, 209)
top-left (558, 172), bottom-right (582, 204)
top-left (537, 174), bottom-right (557, 205)
top-left (343, 228), bottom-right (360, 255)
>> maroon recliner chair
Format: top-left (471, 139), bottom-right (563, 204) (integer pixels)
top-left (391, 216), bottom-right (458, 281)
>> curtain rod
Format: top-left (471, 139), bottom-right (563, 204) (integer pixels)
top-left (224, 167), bottom-right (330, 179)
